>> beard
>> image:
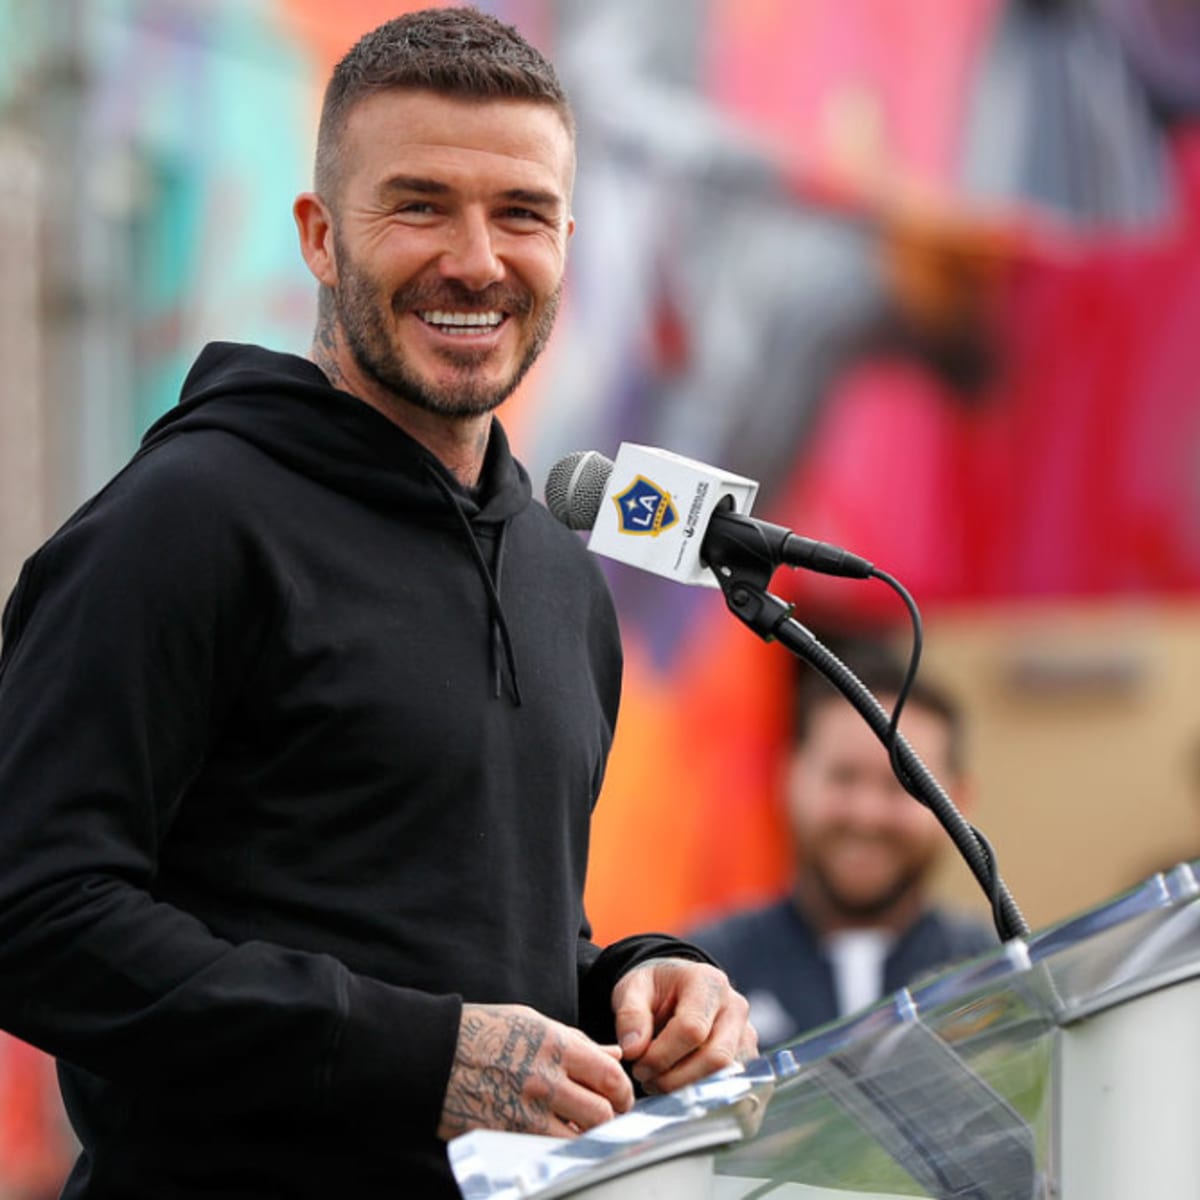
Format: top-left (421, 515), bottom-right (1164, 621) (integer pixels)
top-left (330, 227), bottom-right (561, 419)
top-left (807, 851), bottom-right (931, 923)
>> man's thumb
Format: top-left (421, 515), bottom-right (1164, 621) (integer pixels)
top-left (613, 974), bottom-right (653, 1058)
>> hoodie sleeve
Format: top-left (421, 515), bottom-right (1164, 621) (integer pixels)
top-left (0, 447), bottom-right (459, 1139)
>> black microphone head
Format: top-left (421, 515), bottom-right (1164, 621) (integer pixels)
top-left (545, 450), bottom-right (614, 530)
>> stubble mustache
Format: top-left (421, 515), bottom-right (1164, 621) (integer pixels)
top-left (389, 279), bottom-right (535, 318)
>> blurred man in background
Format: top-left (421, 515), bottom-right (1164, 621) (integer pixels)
top-left (689, 649), bottom-right (996, 1047)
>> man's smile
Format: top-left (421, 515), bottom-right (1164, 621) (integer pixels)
top-left (416, 309), bottom-right (509, 336)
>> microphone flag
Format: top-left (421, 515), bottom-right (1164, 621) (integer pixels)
top-left (586, 443), bottom-right (758, 588)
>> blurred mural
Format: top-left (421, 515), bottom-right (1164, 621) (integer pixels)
top-left (540, 0), bottom-right (1200, 945)
top-left (1, 0), bottom-right (1199, 1193)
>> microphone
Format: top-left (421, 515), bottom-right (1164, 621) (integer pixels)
top-left (545, 444), bottom-right (874, 586)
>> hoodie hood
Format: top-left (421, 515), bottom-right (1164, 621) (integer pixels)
top-left (142, 341), bottom-right (533, 524)
top-left (145, 342), bottom-right (531, 702)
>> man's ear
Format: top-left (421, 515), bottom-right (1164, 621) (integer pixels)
top-left (293, 192), bottom-right (338, 288)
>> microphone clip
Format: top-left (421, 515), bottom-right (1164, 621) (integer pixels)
top-left (701, 499), bottom-right (783, 594)
top-left (701, 503), bottom-right (798, 641)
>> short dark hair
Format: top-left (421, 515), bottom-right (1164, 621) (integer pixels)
top-left (793, 643), bottom-right (966, 776)
top-left (314, 6), bottom-right (574, 198)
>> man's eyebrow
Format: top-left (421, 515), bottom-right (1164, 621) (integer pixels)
top-left (379, 175), bottom-right (450, 196)
top-left (499, 187), bottom-right (563, 210)
top-left (378, 177), bottom-right (563, 209)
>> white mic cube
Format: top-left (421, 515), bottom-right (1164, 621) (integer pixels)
top-left (587, 444), bottom-right (759, 588)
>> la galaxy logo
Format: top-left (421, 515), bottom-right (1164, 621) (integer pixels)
top-left (613, 475), bottom-right (679, 536)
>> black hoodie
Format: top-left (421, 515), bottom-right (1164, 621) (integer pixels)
top-left (0, 344), bottom-right (707, 1199)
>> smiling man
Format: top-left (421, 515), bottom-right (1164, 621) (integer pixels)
top-left (0, 9), bottom-right (754, 1200)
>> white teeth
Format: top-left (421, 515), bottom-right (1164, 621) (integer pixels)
top-left (420, 310), bottom-right (504, 328)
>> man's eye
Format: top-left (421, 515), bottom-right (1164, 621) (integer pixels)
top-left (397, 201), bottom-right (437, 215)
top-left (503, 207), bottom-right (544, 223)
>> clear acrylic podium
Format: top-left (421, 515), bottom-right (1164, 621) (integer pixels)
top-left (450, 861), bottom-right (1200, 1200)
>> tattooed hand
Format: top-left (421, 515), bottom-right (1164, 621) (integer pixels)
top-left (611, 958), bottom-right (758, 1095)
top-left (437, 1003), bottom-right (635, 1141)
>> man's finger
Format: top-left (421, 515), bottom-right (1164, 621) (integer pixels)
top-left (628, 967), bottom-right (729, 1081)
top-left (631, 1001), bottom-right (716, 1083)
top-left (738, 1025), bottom-right (760, 1062)
top-left (611, 968), bottom-right (656, 1059)
top-left (563, 1031), bottom-right (634, 1114)
top-left (636, 999), bottom-right (751, 1094)
top-left (547, 1075), bottom-right (624, 1131)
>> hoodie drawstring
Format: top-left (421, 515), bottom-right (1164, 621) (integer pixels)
top-left (426, 466), bottom-right (523, 706)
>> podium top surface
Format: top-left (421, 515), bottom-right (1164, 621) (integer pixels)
top-left (451, 862), bottom-right (1200, 1200)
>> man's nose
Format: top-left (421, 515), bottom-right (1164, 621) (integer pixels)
top-left (439, 210), bottom-right (505, 292)
top-left (842, 783), bottom-right (895, 830)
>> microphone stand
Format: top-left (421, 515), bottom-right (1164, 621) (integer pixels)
top-left (705, 544), bottom-right (1029, 943)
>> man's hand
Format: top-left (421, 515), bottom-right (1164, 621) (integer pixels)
top-left (438, 1003), bottom-right (635, 1141)
top-left (611, 958), bottom-right (758, 1095)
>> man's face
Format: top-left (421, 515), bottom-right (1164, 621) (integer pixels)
top-left (787, 698), bottom-right (957, 924)
top-left (326, 89), bottom-right (574, 417)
